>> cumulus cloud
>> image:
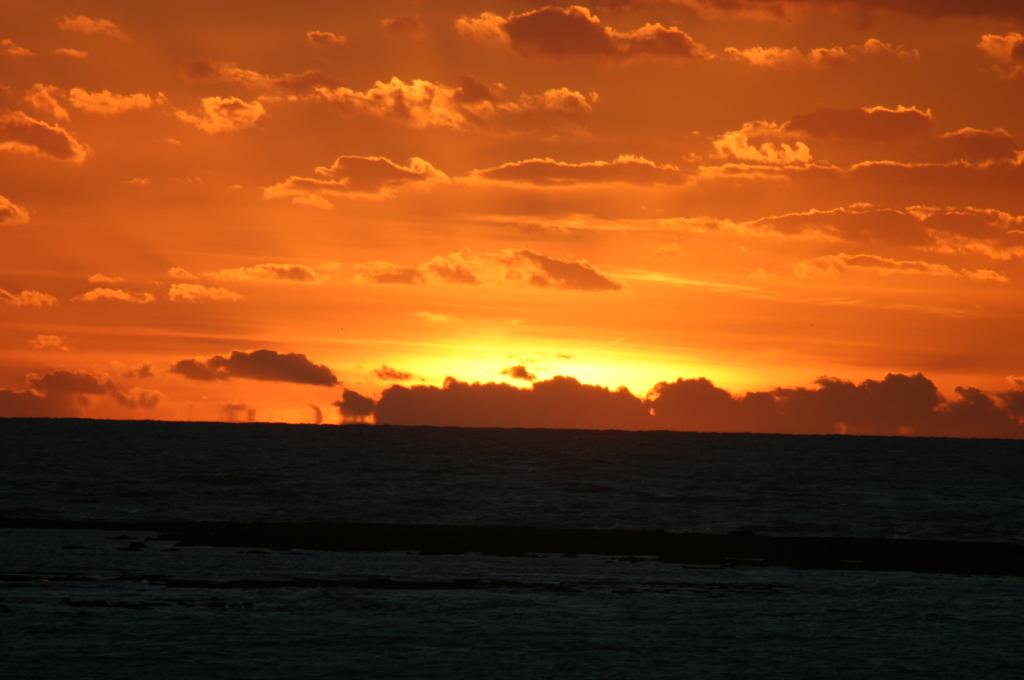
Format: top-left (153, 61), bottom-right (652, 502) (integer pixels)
top-left (375, 365), bottom-right (414, 381)
top-left (793, 252), bottom-right (1009, 283)
top-left (356, 248), bottom-right (621, 291)
top-left (67, 88), bottom-right (165, 115)
top-left (0, 369), bottom-right (160, 418)
top-left (168, 283), bottom-right (243, 302)
top-left (0, 111), bottom-right (89, 162)
top-left (787, 105), bottom-right (932, 140)
top-left (377, 376), bottom-right (650, 429)
top-left (54, 48), bottom-right (88, 59)
top-left (0, 288), bottom-right (57, 307)
top-left (502, 249), bottom-right (622, 290)
top-left (474, 155), bottom-right (684, 185)
top-left (748, 203), bottom-right (1024, 259)
top-left (647, 372), bottom-right (1022, 438)
top-left (87, 273), bottom-right (124, 284)
top-left (171, 349), bottom-right (338, 386)
top-left (24, 84), bottom-right (69, 120)
top-left (306, 30), bottom-right (347, 47)
top-left (2, 39), bottom-right (34, 57)
top-left (666, 1), bottom-right (1024, 21)
top-left (175, 96), bottom-right (266, 134)
top-left (724, 39), bottom-right (916, 68)
top-left (367, 371), bottom-right (1023, 438)
top-left (122, 363), bottom-right (154, 379)
top-left (502, 365), bottom-right (537, 381)
top-left (355, 261), bottom-right (426, 285)
top-left (978, 32), bottom-right (1024, 78)
top-left (184, 59), bottom-right (338, 93)
top-left (30, 334), bottom-right (69, 351)
top-left (264, 155), bottom-right (446, 208)
top-left (334, 388), bottom-right (376, 422)
top-left (0, 194), bottom-right (29, 226)
top-left (939, 128), bottom-right (1020, 163)
top-left (208, 263), bottom-right (325, 283)
top-left (456, 5), bottom-right (707, 61)
top-left (74, 287), bottom-right (155, 304)
top-left (170, 262), bottom-right (329, 284)
top-left (57, 15), bottom-right (128, 40)
top-left (313, 76), bottom-right (597, 131)
top-left (712, 121), bottom-right (812, 165)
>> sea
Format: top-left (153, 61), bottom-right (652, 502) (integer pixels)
top-left (2, 418), bottom-right (1024, 678)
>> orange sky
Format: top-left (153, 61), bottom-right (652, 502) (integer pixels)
top-left (2, 1), bottom-right (1023, 434)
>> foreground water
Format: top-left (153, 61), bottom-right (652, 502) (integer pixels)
top-left (2, 419), bottom-right (1024, 678)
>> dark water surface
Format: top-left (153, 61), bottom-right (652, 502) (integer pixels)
top-left (3, 419), bottom-right (1024, 678)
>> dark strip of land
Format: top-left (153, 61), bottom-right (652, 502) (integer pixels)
top-left (3, 518), bottom-right (1023, 577)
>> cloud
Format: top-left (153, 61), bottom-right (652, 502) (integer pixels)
top-left (748, 203), bottom-right (1024, 258)
top-left (313, 76), bottom-right (597, 131)
top-left (978, 32), bottom-right (1024, 78)
top-left (264, 155), bottom-right (446, 208)
top-left (787, 104), bottom-right (932, 140)
top-left (502, 365), bottom-right (537, 381)
top-left (54, 48), bottom-right (89, 59)
top-left (334, 388), bottom-right (376, 422)
top-left (184, 59), bottom-right (338, 93)
top-left (712, 121), bottom-right (812, 164)
top-left (171, 262), bottom-right (328, 284)
top-left (122, 363), bottom-right (153, 379)
top-left (175, 96), bottom-right (266, 134)
top-left (939, 128), bottom-right (1020, 162)
top-left (793, 252), bottom-right (1009, 283)
top-left (375, 365), bottom-right (414, 381)
top-left (87, 273), bottom-right (124, 284)
top-left (171, 349), bottom-right (338, 386)
top-left (377, 376), bottom-right (651, 429)
top-left (2, 39), bottom-right (34, 57)
top-left (724, 39), bottom-right (916, 68)
top-left (168, 283), bottom-right (243, 302)
top-left (502, 249), bottom-right (622, 290)
top-left (0, 288), bottom-right (56, 307)
top-left (456, 5), bottom-right (707, 61)
top-left (24, 84), bottom-right (69, 120)
top-left (0, 193), bottom-right (29, 226)
top-left (356, 261), bottom-right (426, 285)
top-left (0, 369), bottom-right (160, 418)
top-left (206, 263), bottom-right (324, 283)
top-left (649, 373), bottom-right (950, 436)
top-left (306, 30), bottom-right (347, 47)
top-left (74, 287), bottom-right (155, 304)
top-left (473, 155), bottom-right (684, 186)
top-left (67, 88), bottom-right (164, 115)
top-left (57, 15), bottom-right (128, 40)
top-left (668, 1), bottom-right (1024, 21)
top-left (357, 248), bottom-right (621, 291)
top-left (0, 111), bottom-right (89, 162)
top-left (368, 370), bottom-right (1024, 438)
top-left (30, 334), bottom-right (69, 351)
top-left (220, 403), bottom-right (256, 422)
top-left (380, 17), bottom-right (426, 39)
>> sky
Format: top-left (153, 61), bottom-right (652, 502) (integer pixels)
top-left (2, 1), bottom-right (1024, 436)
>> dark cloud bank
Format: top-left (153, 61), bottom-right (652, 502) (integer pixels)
top-left (171, 349), bottom-right (337, 386)
top-left (0, 369), bottom-right (160, 418)
top-left (344, 373), bottom-right (1024, 439)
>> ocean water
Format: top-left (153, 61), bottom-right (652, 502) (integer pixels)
top-left (2, 419), bottom-right (1024, 678)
